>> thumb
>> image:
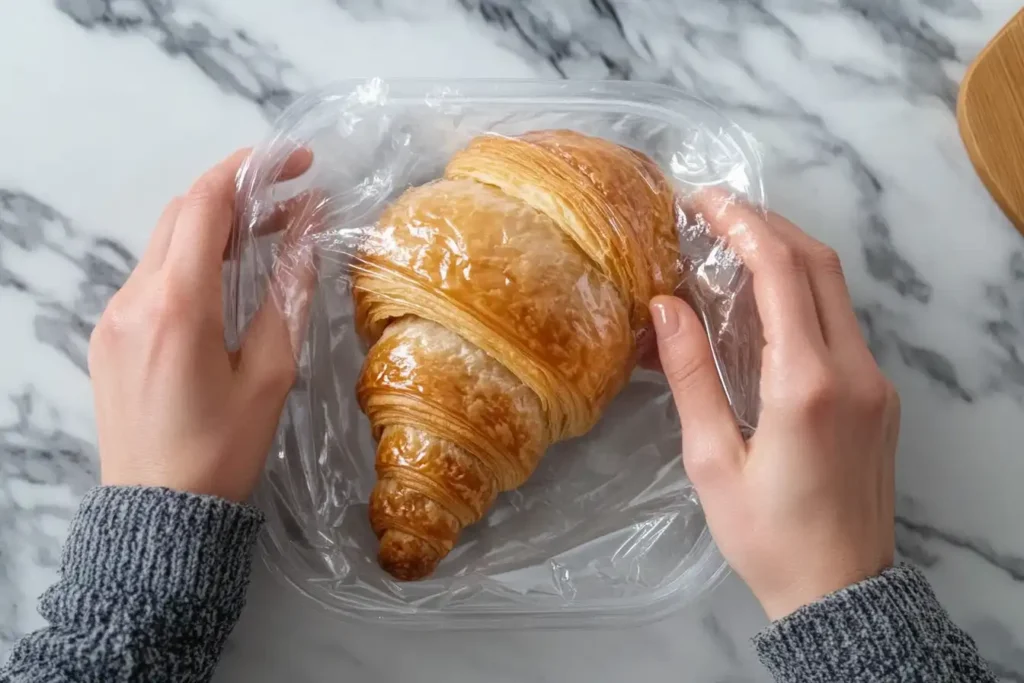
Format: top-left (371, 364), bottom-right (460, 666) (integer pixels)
top-left (239, 212), bottom-right (319, 395)
top-left (651, 295), bottom-right (744, 483)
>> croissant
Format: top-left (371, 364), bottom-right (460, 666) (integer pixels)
top-left (353, 130), bottom-right (681, 580)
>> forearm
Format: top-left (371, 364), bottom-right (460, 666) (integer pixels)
top-left (754, 565), bottom-right (997, 682)
top-left (1, 486), bottom-right (263, 682)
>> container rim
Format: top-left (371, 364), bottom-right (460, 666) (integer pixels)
top-left (242, 77), bottom-right (756, 629)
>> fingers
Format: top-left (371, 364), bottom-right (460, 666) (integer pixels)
top-left (278, 146), bottom-right (315, 181)
top-left (223, 191), bottom-right (323, 261)
top-left (237, 195), bottom-right (321, 394)
top-left (651, 296), bottom-right (744, 484)
top-left (162, 148), bottom-right (250, 286)
top-left (165, 147), bottom-right (314, 281)
top-left (689, 191), bottom-right (825, 362)
top-left (757, 211), bottom-right (886, 408)
top-left (133, 196), bottom-right (184, 277)
top-left (764, 213), bottom-right (870, 361)
top-left (690, 190), bottom-right (890, 421)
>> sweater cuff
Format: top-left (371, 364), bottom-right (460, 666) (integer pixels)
top-left (61, 486), bottom-right (265, 604)
top-left (753, 565), bottom-right (952, 681)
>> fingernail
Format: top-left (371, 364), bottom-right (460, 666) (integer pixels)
top-left (651, 300), bottom-right (679, 337)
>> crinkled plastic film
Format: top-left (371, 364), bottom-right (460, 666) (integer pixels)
top-left (227, 79), bottom-right (765, 628)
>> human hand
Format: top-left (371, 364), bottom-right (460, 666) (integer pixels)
top-left (89, 148), bottom-right (320, 503)
top-left (651, 195), bottom-right (899, 621)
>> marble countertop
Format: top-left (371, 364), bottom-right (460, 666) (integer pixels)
top-left (3, 0), bottom-right (1024, 680)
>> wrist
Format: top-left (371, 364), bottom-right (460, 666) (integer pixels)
top-left (101, 460), bottom-right (259, 504)
top-left (756, 563), bottom-right (893, 621)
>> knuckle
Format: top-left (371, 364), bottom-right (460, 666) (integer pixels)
top-left (148, 289), bottom-right (183, 322)
top-left (664, 349), bottom-right (709, 394)
top-left (88, 296), bottom-right (131, 371)
top-left (858, 374), bottom-right (891, 412)
top-left (90, 297), bottom-right (123, 344)
top-left (813, 246), bottom-right (844, 277)
top-left (89, 316), bottom-right (110, 349)
top-left (87, 317), bottom-right (113, 370)
top-left (144, 281), bottom-right (196, 327)
top-left (182, 177), bottom-right (231, 217)
top-left (163, 195), bottom-right (185, 217)
top-left (791, 365), bottom-right (838, 412)
top-left (185, 175), bottom-right (220, 204)
top-left (256, 357), bottom-right (297, 393)
top-left (769, 242), bottom-right (804, 275)
top-left (683, 446), bottom-right (728, 484)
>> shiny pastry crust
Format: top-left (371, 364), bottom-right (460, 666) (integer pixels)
top-left (354, 177), bottom-right (633, 438)
top-left (358, 317), bottom-right (548, 492)
top-left (353, 130), bottom-right (680, 580)
top-left (445, 129), bottom-right (680, 326)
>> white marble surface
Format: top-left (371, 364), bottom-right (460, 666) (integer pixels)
top-left (3, 0), bottom-right (1024, 680)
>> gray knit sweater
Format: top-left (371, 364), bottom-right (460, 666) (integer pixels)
top-left (0, 487), bottom-right (998, 682)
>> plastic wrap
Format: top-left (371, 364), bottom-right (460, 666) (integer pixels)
top-left (227, 79), bottom-right (764, 628)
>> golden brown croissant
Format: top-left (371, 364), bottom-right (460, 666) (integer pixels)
top-left (353, 129), bottom-right (680, 580)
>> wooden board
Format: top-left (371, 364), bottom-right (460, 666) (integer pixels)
top-left (958, 8), bottom-right (1024, 235)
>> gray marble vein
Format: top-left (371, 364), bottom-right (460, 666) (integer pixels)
top-left (62, 0), bottom-right (941, 309)
top-left (701, 612), bottom-right (742, 666)
top-left (0, 389), bottom-right (98, 649)
top-left (0, 189), bottom-right (127, 652)
top-left (894, 517), bottom-right (1024, 682)
top-left (981, 252), bottom-right (1024, 394)
top-left (0, 189), bottom-right (133, 372)
top-left (340, 0), bottom-right (942, 311)
top-left (860, 303), bottom-right (978, 401)
top-left (897, 512), bottom-right (1024, 583)
top-left (3, 0), bottom-right (1024, 680)
top-left (56, 0), bottom-right (305, 118)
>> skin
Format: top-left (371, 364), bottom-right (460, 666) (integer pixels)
top-left (651, 191), bottom-right (899, 620)
top-left (89, 148), bottom-right (319, 503)
top-left (89, 152), bottom-right (898, 621)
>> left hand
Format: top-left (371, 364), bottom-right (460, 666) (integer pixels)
top-left (88, 148), bottom-right (320, 502)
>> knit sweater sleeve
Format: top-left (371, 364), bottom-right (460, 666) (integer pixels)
top-left (0, 486), bottom-right (263, 683)
top-left (753, 565), bottom-right (998, 682)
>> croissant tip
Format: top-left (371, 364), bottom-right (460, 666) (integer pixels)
top-left (378, 529), bottom-right (444, 581)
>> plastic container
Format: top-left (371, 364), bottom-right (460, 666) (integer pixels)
top-left (227, 79), bottom-right (764, 628)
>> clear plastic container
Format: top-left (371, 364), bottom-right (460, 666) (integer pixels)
top-left (228, 79), bottom-right (764, 628)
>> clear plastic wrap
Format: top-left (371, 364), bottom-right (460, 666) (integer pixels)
top-left (227, 79), bottom-right (764, 628)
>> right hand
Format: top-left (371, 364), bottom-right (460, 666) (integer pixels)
top-left (650, 195), bottom-right (900, 621)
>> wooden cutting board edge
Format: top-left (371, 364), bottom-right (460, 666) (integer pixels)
top-left (957, 8), bottom-right (1024, 235)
